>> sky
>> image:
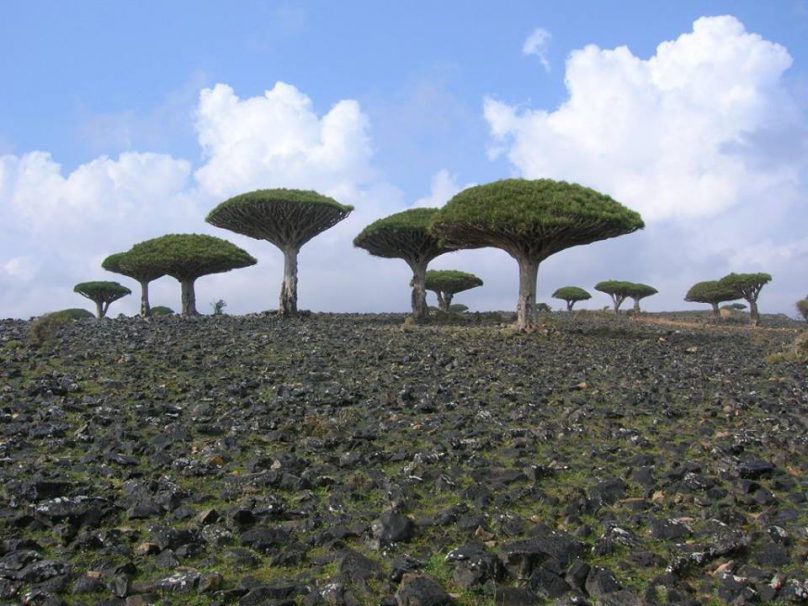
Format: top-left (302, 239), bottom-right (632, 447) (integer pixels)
top-left (1, 1), bottom-right (806, 319)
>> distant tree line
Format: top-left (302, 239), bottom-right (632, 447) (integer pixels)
top-left (67, 179), bottom-right (783, 327)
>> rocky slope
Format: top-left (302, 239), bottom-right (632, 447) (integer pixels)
top-left (0, 312), bottom-right (806, 606)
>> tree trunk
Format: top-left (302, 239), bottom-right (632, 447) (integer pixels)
top-left (516, 257), bottom-right (539, 330)
top-left (408, 260), bottom-right (428, 321)
top-left (567, 300), bottom-right (574, 312)
top-left (180, 278), bottom-right (198, 316)
top-left (633, 298), bottom-right (641, 313)
top-left (444, 293), bottom-right (454, 311)
top-left (749, 299), bottom-right (760, 326)
top-left (140, 280), bottom-right (151, 317)
top-left (711, 302), bottom-right (719, 317)
top-left (95, 300), bottom-right (104, 319)
top-left (612, 295), bottom-right (620, 314)
top-left (436, 292), bottom-right (447, 312)
top-left (279, 247), bottom-right (299, 316)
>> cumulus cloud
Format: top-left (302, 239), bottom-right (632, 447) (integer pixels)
top-left (522, 28), bottom-right (552, 71)
top-left (0, 82), bottom-right (411, 318)
top-left (411, 169), bottom-right (469, 208)
top-left (485, 16), bottom-right (808, 315)
top-left (194, 82), bottom-right (374, 201)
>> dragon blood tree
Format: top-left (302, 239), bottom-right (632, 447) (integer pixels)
top-left (552, 286), bottom-right (591, 311)
top-left (425, 270), bottom-right (483, 312)
top-left (432, 179), bottom-right (644, 330)
top-left (207, 189), bottom-right (353, 316)
top-left (594, 280), bottom-right (636, 313)
top-left (354, 208), bottom-right (456, 321)
top-left (718, 272), bottom-right (772, 326)
top-left (129, 234), bottom-right (256, 316)
top-left (626, 282), bottom-right (658, 312)
top-left (102, 251), bottom-right (165, 317)
top-left (685, 280), bottom-right (739, 317)
top-left (74, 281), bottom-right (131, 319)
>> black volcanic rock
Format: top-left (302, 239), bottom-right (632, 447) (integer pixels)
top-left (0, 312), bottom-right (804, 605)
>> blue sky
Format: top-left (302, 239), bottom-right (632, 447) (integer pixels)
top-left (1, 1), bottom-right (806, 317)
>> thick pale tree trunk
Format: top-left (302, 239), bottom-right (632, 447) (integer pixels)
top-left (750, 299), bottom-right (760, 326)
top-left (612, 296), bottom-right (621, 314)
top-left (436, 292), bottom-right (447, 312)
top-left (139, 280), bottom-right (151, 317)
top-left (279, 247), bottom-right (299, 316)
top-left (94, 301), bottom-right (104, 320)
top-left (180, 278), bottom-right (198, 316)
top-left (444, 293), bottom-right (454, 311)
top-left (408, 260), bottom-right (428, 321)
top-left (567, 300), bottom-right (574, 312)
top-left (633, 298), bottom-right (641, 313)
top-left (711, 302), bottom-right (720, 317)
top-left (516, 257), bottom-right (539, 330)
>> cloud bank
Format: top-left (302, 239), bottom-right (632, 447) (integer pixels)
top-left (485, 15), bottom-right (807, 314)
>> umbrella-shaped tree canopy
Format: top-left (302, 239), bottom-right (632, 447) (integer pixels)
top-left (74, 281), bottom-right (131, 319)
top-left (206, 189), bottom-right (353, 316)
top-left (425, 269), bottom-right (483, 312)
top-left (432, 179), bottom-right (644, 329)
top-left (354, 208), bottom-right (456, 320)
top-left (129, 234), bottom-right (256, 316)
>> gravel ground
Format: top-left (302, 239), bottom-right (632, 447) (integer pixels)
top-left (0, 311), bottom-right (806, 606)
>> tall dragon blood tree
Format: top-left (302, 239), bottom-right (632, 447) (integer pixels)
top-left (354, 208), bottom-right (455, 321)
top-left (207, 189), bottom-right (353, 316)
top-left (102, 251), bottom-right (165, 317)
top-left (432, 179), bottom-right (644, 330)
top-left (128, 234), bottom-right (256, 316)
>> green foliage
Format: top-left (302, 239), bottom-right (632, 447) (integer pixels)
top-left (354, 208), bottom-right (453, 262)
top-left (537, 302), bottom-right (552, 312)
top-left (74, 281), bottom-right (131, 300)
top-left (430, 178), bottom-right (644, 258)
top-left (46, 308), bottom-right (94, 321)
top-left (594, 280), bottom-right (636, 297)
top-left (102, 251), bottom-right (164, 283)
top-left (449, 303), bottom-right (469, 313)
top-left (206, 188), bottom-right (353, 248)
top-left (625, 282), bottom-right (658, 299)
top-left (129, 234), bottom-right (257, 281)
top-left (552, 286), bottom-right (591, 302)
top-left (150, 306), bottom-right (175, 316)
top-left (718, 272), bottom-right (772, 300)
top-left (725, 303), bottom-right (747, 311)
top-left (685, 280), bottom-right (738, 305)
top-left (797, 299), bottom-right (808, 322)
top-left (425, 270), bottom-right (483, 295)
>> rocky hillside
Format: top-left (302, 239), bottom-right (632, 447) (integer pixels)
top-left (0, 312), bottom-right (806, 605)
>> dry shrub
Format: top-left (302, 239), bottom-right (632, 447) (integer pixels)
top-left (767, 331), bottom-right (808, 364)
top-left (29, 314), bottom-right (69, 346)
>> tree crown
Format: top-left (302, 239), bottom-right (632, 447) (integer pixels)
top-left (625, 283), bottom-right (658, 299)
top-left (102, 251), bottom-right (165, 283)
top-left (431, 179), bottom-right (644, 259)
top-left (206, 188), bottom-right (353, 250)
top-left (354, 208), bottom-right (454, 264)
top-left (552, 286), bottom-right (591, 302)
top-left (685, 280), bottom-right (738, 305)
top-left (594, 280), bottom-right (636, 297)
top-left (424, 270), bottom-right (483, 295)
top-left (74, 281), bottom-right (131, 301)
top-left (129, 234), bottom-right (257, 281)
top-left (718, 272), bottom-right (772, 299)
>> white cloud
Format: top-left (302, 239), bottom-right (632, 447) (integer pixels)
top-left (194, 82), bottom-right (375, 201)
top-left (484, 15), bottom-right (808, 316)
top-left (523, 28), bottom-right (552, 72)
top-left (0, 82), bottom-right (416, 319)
top-left (411, 169), bottom-right (469, 208)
